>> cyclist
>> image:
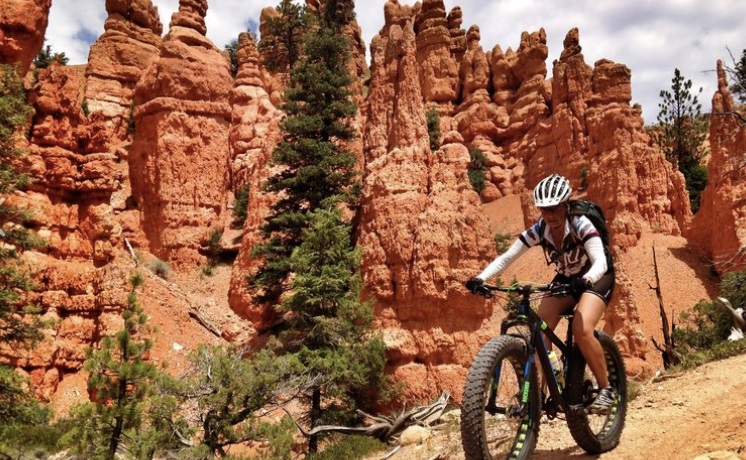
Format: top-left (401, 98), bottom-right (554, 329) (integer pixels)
top-left (465, 173), bottom-right (616, 414)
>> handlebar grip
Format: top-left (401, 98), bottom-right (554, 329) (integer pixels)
top-left (476, 285), bottom-right (494, 298)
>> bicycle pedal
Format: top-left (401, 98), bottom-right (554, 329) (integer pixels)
top-left (567, 404), bottom-right (587, 416)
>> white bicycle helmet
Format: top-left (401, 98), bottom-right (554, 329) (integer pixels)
top-left (533, 174), bottom-right (572, 207)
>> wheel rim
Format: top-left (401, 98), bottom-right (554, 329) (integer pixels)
top-left (482, 354), bottom-right (531, 458)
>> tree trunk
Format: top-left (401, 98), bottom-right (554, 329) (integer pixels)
top-left (108, 378), bottom-right (127, 460)
top-left (650, 246), bottom-right (680, 368)
top-left (308, 386), bottom-right (321, 453)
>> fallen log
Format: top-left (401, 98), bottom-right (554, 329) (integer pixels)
top-left (288, 391), bottom-right (451, 443)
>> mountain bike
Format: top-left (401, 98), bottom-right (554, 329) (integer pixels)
top-left (460, 282), bottom-right (627, 459)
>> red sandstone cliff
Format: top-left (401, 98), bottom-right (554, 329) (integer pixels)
top-left (129, 0), bottom-right (233, 268)
top-left (0, 0), bottom-right (742, 405)
top-left (689, 60), bottom-right (746, 274)
top-left (0, 0), bottom-right (52, 75)
top-left (227, 32), bottom-right (282, 327)
top-left (84, 0), bottom-right (163, 145)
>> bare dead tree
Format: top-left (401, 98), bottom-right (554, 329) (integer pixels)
top-left (286, 391), bottom-right (451, 444)
top-left (649, 246), bottom-right (681, 368)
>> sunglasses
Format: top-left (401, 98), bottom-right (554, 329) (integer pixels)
top-left (539, 205), bottom-right (564, 214)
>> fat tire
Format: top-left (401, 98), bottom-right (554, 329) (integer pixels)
top-left (565, 331), bottom-right (627, 454)
top-left (461, 336), bottom-right (540, 460)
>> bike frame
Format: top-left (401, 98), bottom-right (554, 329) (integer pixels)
top-left (487, 284), bottom-right (583, 419)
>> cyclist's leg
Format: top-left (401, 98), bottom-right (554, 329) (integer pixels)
top-left (537, 294), bottom-right (575, 350)
top-left (573, 292), bottom-right (609, 388)
top-left (537, 294), bottom-right (575, 391)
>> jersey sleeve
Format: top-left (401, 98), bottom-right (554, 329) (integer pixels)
top-left (518, 219), bottom-right (544, 248)
top-left (573, 215), bottom-right (600, 243)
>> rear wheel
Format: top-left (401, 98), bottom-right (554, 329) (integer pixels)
top-left (461, 336), bottom-right (540, 460)
top-left (565, 331), bottom-right (627, 454)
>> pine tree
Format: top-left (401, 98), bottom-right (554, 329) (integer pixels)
top-left (654, 68), bottom-right (709, 212)
top-left (32, 43), bottom-right (69, 70)
top-left (61, 273), bottom-right (159, 460)
top-left (727, 48), bottom-right (746, 103)
top-left (0, 65), bottom-right (50, 444)
top-left (0, 64), bottom-right (44, 348)
top-left (282, 208), bottom-right (387, 452)
top-left (250, 0), bottom-right (358, 303)
top-left (250, 1), bottom-right (388, 453)
top-left (150, 344), bottom-right (302, 457)
top-left (257, 0), bottom-right (308, 73)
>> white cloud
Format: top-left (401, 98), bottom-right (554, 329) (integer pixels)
top-left (45, 0), bottom-right (746, 124)
top-left (45, 0), bottom-right (106, 64)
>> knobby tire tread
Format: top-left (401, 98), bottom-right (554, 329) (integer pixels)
top-left (461, 336), bottom-right (539, 460)
top-left (565, 331), bottom-right (627, 454)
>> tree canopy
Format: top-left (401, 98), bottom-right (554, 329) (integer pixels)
top-left (654, 68), bottom-right (709, 212)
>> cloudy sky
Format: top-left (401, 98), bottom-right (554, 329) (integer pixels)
top-left (46, 0), bottom-right (745, 124)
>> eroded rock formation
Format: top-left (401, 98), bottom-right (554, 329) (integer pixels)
top-left (0, 0), bottom-right (52, 74)
top-left (227, 32), bottom-right (282, 328)
top-left (129, 0), bottom-right (232, 267)
top-left (84, 0), bottom-right (163, 144)
top-left (689, 60), bottom-right (746, 273)
top-left (24, 63), bottom-right (122, 264)
top-left (359, 18), bottom-right (496, 402)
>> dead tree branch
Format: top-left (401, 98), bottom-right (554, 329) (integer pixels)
top-left (648, 246), bottom-right (680, 368)
top-left (286, 392), bottom-right (451, 443)
top-left (188, 309), bottom-right (222, 338)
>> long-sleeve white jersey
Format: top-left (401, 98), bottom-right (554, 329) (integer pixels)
top-left (477, 215), bottom-right (608, 284)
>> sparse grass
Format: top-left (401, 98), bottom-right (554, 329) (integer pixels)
top-left (494, 230), bottom-right (512, 254)
top-left (627, 379), bottom-right (643, 402)
top-left (148, 258), bottom-right (170, 280)
top-left (668, 339), bottom-right (746, 372)
top-left (307, 434), bottom-right (385, 460)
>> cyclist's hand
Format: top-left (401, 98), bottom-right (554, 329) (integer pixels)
top-left (549, 282), bottom-right (571, 296)
top-left (570, 277), bottom-right (591, 294)
top-left (465, 277), bottom-right (484, 294)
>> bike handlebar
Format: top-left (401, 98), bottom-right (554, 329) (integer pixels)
top-left (474, 282), bottom-right (573, 299)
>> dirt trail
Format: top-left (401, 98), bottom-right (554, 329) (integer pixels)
top-left (366, 352), bottom-right (746, 460)
top-left (534, 352), bottom-right (746, 460)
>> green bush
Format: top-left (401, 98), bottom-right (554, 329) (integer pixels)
top-left (232, 184), bottom-right (250, 227)
top-left (307, 435), bottom-right (385, 460)
top-left (672, 270), bottom-right (746, 369)
top-left (426, 108), bottom-right (441, 151)
top-left (148, 258), bottom-right (170, 279)
top-left (0, 420), bottom-right (66, 458)
top-left (683, 163), bottom-right (708, 213)
top-left (580, 166), bottom-right (588, 190)
top-left (33, 44), bottom-right (69, 70)
top-left (207, 227), bottom-right (223, 265)
top-left (468, 148), bottom-right (488, 193)
top-left (494, 230), bottom-right (512, 254)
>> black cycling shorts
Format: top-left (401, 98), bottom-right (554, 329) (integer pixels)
top-left (552, 271), bottom-right (615, 305)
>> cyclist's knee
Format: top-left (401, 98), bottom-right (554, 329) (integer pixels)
top-left (572, 321), bottom-right (597, 344)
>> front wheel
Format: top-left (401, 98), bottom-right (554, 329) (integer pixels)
top-left (565, 330), bottom-right (627, 454)
top-left (461, 336), bottom-right (540, 460)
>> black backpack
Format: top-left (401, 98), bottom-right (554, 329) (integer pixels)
top-left (567, 199), bottom-right (613, 269)
top-left (567, 200), bottom-right (609, 246)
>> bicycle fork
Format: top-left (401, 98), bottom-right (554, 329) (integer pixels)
top-left (485, 350), bottom-right (535, 419)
